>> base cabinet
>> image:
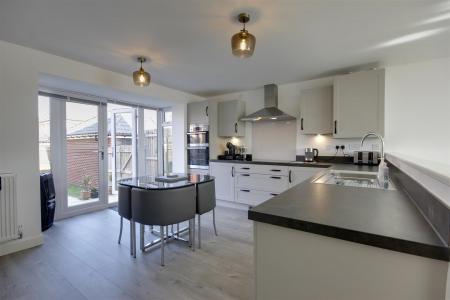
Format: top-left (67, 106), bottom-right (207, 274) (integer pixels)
top-left (210, 162), bottom-right (235, 202)
top-left (211, 162), bottom-right (326, 207)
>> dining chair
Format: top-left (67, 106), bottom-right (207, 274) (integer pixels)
top-left (131, 185), bottom-right (196, 266)
top-left (196, 179), bottom-right (218, 249)
top-left (117, 185), bottom-right (134, 256)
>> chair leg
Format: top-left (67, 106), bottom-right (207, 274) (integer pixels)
top-left (198, 214), bottom-right (201, 249)
top-left (160, 225), bottom-right (165, 266)
top-left (213, 209), bottom-right (218, 236)
top-left (140, 224), bottom-right (145, 251)
top-left (188, 220), bottom-right (192, 247)
top-left (192, 218), bottom-right (196, 252)
top-left (132, 220), bottom-right (136, 258)
top-left (118, 217), bottom-right (123, 244)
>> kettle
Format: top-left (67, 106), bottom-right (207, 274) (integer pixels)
top-left (304, 148), bottom-right (319, 162)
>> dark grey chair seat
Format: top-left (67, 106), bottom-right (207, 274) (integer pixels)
top-left (196, 179), bottom-right (217, 249)
top-left (131, 185), bottom-right (196, 266)
top-left (117, 185), bottom-right (134, 256)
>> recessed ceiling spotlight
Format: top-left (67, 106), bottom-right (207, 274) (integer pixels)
top-left (231, 13), bottom-right (256, 58)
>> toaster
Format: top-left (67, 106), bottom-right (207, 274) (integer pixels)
top-left (353, 151), bottom-right (380, 165)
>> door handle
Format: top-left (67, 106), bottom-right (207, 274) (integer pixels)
top-left (241, 174), bottom-right (250, 177)
top-left (241, 167), bottom-right (250, 170)
top-left (288, 170), bottom-right (292, 183)
top-left (241, 189), bottom-right (250, 192)
top-left (270, 176), bottom-right (282, 179)
top-left (300, 118), bottom-right (304, 131)
top-left (234, 123), bottom-right (238, 134)
top-left (231, 166), bottom-right (235, 177)
top-left (99, 151), bottom-right (105, 160)
top-left (206, 106), bottom-right (208, 117)
top-left (270, 193), bottom-right (278, 196)
top-left (270, 169), bottom-right (281, 172)
top-left (334, 120), bottom-right (337, 134)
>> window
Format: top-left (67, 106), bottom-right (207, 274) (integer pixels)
top-left (38, 96), bottom-right (51, 173)
top-left (143, 109), bottom-right (158, 177)
top-left (162, 110), bottom-right (173, 174)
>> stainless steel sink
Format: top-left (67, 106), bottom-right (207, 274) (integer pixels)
top-left (313, 170), bottom-right (395, 190)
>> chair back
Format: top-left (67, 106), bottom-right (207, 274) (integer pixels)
top-left (118, 185), bottom-right (132, 220)
top-left (131, 185), bottom-right (196, 226)
top-left (196, 180), bottom-right (216, 215)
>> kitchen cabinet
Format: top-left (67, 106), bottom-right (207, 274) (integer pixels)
top-left (187, 100), bottom-right (209, 125)
top-left (218, 100), bottom-right (245, 137)
top-left (299, 86), bottom-right (333, 134)
top-left (209, 162), bottom-right (235, 202)
top-left (288, 167), bottom-right (323, 187)
top-left (333, 69), bottom-right (385, 138)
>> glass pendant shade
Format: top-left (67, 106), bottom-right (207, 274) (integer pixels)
top-left (133, 67), bottom-right (150, 87)
top-left (231, 29), bottom-right (256, 58)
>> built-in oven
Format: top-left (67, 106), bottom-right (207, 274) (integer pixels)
top-left (187, 124), bottom-right (209, 170)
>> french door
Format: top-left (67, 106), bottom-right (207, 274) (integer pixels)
top-left (39, 92), bottom-right (160, 219)
top-left (50, 97), bottom-right (108, 219)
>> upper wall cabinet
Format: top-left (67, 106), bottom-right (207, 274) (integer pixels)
top-left (218, 100), bottom-right (246, 137)
top-left (299, 86), bottom-right (333, 134)
top-left (187, 100), bottom-right (209, 125)
top-left (333, 69), bottom-right (385, 138)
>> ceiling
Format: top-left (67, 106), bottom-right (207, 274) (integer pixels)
top-left (1, 0), bottom-right (449, 97)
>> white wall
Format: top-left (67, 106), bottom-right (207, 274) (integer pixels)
top-left (385, 57), bottom-right (450, 176)
top-left (0, 40), bottom-right (201, 255)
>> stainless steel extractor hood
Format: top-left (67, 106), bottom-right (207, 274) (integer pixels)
top-left (240, 84), bottom-right (296, 122)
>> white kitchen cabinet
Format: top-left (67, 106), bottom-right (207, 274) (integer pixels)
top-left (209, 162), bottom-right (235, 202)
top-left (236, 189), bottom-right (276, 207)
top-left (218, 100), bottom-right (245, 137)
top-left (235, 173), bottom-right (289, 193)
top-left (288, 167), bottom-right (324, 187)
top-left (299, 86), bottom-right (333, 134)
top-left (333, 69), bottom-right (385, 138)
top-left (187, 100), bottom-right (209, 125)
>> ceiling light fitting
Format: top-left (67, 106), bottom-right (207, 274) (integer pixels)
top-left (133, 57), bottom-right (151, 87)
top-left (231, 13), bottom-right (256, 58)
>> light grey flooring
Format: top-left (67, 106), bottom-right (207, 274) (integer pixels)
top-left (0, 206), bottom-right (254, 300)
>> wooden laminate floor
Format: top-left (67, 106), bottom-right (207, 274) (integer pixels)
top-left (0, 206), bottom-right (254, 300)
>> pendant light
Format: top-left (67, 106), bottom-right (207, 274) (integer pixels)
top-left (133, 57), bottom-right (151, 87)
top-left (231, 13), bottom-right (256, 58)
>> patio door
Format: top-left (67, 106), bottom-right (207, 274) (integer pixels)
top-left (63, 100), bottom-right (107, 214)
top-left (108, 104), bottom-right (137, 204)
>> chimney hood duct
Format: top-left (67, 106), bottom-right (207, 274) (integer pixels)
top-left (240, 84), bottom-right (296, 122)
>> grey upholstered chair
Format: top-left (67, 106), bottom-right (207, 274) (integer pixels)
top-left (196, 179), bottom-right (218, 248)
top-left (131, 185), bottom-right (196, 266)
top-left (117, 185), bottom-right (134, 256)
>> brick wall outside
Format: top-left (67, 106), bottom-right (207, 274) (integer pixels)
top-left (67, 138), bottom-right (100, 189)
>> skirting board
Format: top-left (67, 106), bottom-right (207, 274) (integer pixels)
top-left (0, 234), bottom-right (43, 256)
top-left (217, 199), bottom-right (250, 211)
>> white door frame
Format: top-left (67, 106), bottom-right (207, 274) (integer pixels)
top-left (52, 98), bottom-right (108, 220)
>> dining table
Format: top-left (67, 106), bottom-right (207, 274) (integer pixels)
top-left (118, 173), bottom-right (215, 252)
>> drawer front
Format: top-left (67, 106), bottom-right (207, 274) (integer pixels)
top-left (236, 189), bottom-right (278, 207)
top-left (235, 164), bottom-right (289, 176)
top-left (235, 173), bottom-right (289, 193)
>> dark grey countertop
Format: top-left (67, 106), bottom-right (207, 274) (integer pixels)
top-left (248, 163), bottom-right (450, 261)
top-left (209, 159), bottom-right (332, 168)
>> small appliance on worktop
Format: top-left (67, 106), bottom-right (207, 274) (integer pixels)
top-left (217, 142), bottom-right (252, 161)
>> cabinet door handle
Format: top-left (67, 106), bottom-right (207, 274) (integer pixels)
top-left (234, 123), bottom-right (238, 134)
top-left (270, 169), bottom-right (281, 172)
top-left (241, 189), bottom-right (250, 192)
top-left (300, 118), bottom-right (304, 131)
top-left (241, 174), bottom-right (250, 177)
top-left (241, 167), bottom-right (250, 170)
top-left (270, 176), bottom-right (282, 179)
top-left (334, 120), bottom-right (337, 134)
top-left (270, 193), bottom-right (278, 196)
top-left (288, 170), bottom-right (292, 183)
top-left (206, 106), bottom-right (208, 117)
top-left (231, 166), bottom-right (235, 177)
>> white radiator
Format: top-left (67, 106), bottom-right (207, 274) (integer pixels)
top-left (0, 173), bottom-right (20, 243)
